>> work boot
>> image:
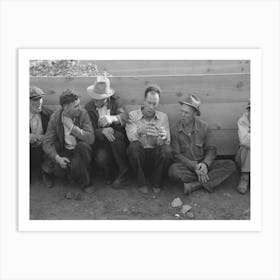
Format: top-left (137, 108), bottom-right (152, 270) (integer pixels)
top-left (112, 171), bottom-right (129, 189)
top-left (83, 185), bottom-right (95, 194)
top-left (237, 173), bottom-right (249, 194)
top-left (137, 185), bottom-right (149, 194)
top-left (152, 187), bottom-right (161, 194)
top-left (42, 172), bottom-right (54, 188)
top-left (183, 181), bottom-right (202, 195)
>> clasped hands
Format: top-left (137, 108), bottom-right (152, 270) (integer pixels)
top-left (99, 115), bottom-right (118, 128)
top-left (55, 155), bottom-right (70, 169)
top-left (30, 133), bottom-right (44, 145)
top-left (195, 162), bottom-right (209, 184)
top-left (137, 123), bottom-right (167, 140)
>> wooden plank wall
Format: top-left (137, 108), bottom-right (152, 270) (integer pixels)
top-left (30, 60), bottom-right (250, 155)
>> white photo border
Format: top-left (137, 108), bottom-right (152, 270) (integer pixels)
top-left (19, 48), bottom-right (262, 232)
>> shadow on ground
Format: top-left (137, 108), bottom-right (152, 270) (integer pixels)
top-left (30, 169), bottom-right (250, 220)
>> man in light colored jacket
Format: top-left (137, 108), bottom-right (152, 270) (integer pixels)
top-left (235, 101), bottom-right (250, 194)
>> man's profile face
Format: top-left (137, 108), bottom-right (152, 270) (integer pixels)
top-left (64, 98), bottom-right (81, 118)
top-left (30, 98), bottom-right (43, 113)
top-left (143, 91), bottom-right (160, 117)
top-left (180, 104), bottom-right (196, 125)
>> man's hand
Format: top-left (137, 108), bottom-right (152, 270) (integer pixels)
top-left (30, 134), bottom-right (44, 145)
top-left (196, 162), bottom-right (208, 176)
top-left (62, 116), bottom-right (74, 131)
top-left (99, 115), bottom-right (118, 128)
top-left (198, 174), bottom-right (209, 184)
top-left (158, 126), bottom-right (167, 140)
top-left (56, 155), bottom-right (70, 169)
top-left (30, 133), bottom-right (38, 144)
top-left (195, 162), bottom-right (209, 184)
top-left (102, 127), bottom-right (115, 142)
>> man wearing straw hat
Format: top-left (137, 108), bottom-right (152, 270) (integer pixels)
top-left (42, 89), bottom-right (95, 193)
top-left (30, 86), bottom-right (53, 183)
top-left (85, 75), bottom-right (129, 188)
top-left (235, 100), bottom-right (250, 194)
top-left (168, 94), bottom-right (236, 195)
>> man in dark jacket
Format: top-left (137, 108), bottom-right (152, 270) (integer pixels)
top-left (30, 86), bottom-right (53, 179)
top-left (42, 89), bottom-right (95, 193)
top-left (168, 94), bottom-right (236, 195)
top-left (85, 76), bottom-right (129, 188)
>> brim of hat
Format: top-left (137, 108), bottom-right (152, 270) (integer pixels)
top-left (87, 85), bottom-right (115, 100)
top-left (30, 94), bottom-right (45, 100)
top-left (179, 101), bottom-right (201, 116)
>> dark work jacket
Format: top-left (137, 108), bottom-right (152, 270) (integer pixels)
top-left (84, 94), bottom-right (128, 142)
top-left (43, 108), bottom-right (94, 160)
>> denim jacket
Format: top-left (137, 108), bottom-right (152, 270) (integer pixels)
top-left (171, 118), bottom-right (216, 171)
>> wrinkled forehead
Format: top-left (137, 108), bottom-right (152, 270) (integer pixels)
top-left (145, 91), bottom-right (159, 102)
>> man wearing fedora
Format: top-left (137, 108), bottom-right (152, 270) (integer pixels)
top-left (126, 85), bottom-right (173, 194)
top-left (235, 100), bottom-right (250, 194)
top-left (42, 89), bottom-right (95, 192)
top-left (168, 94), bottom-right (236, 195)
top-left (85, 75), bottom-right (129, 188)
top-left (30, 86), bottom-right (53, 182)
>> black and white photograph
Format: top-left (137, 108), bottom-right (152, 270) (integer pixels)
top-left (18, 48), bottom-right (261, 231)
top-left (29, 59), bottom-right (251, 221)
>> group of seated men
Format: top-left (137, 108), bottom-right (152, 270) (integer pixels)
top-left (30, 75), bottom-right (251, 195)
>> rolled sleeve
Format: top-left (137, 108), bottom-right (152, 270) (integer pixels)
top-left (125, 111), bottom-right (140, 142)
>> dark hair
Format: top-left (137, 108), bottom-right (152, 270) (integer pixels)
top-left (59, 89), bottom-right (79, 106)
top-left (144, 85), bottom-right (161, 99)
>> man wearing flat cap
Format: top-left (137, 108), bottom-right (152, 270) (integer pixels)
top-left (126, 84), bottom-right (173, 194)
top-left (235, 100), bottom-right (250, 194)
top-left (42, 89), bottom-right (95, 192)
top-left (85, 76), bottom-right (129, 188)
top-left (30, 86), bottom-right (53, 181)
top-left (168, 94), bottom-right (236, 195)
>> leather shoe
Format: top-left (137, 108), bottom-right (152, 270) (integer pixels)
top-left (42, 172), bottom-right (54, 188)
top-left (137, 185), bottom-right (149, 194)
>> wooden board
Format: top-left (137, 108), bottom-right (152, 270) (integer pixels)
top-left (78, 60), bottom-right (250, 76)
top-left (30, 74), bottom-right (250, 106)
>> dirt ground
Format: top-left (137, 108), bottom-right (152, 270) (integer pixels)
top-left (30, 168), bottom-right (250, 220)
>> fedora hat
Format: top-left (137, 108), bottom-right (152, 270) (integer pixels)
top-left (30, 86), bottom-right (45, 100)
top-left (179, 94), bottom-right (201, 116)
top-left (87, 76), bottom-right (115, 100)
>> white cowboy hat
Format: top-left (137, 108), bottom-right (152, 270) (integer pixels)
top-left (87, 76), bottom-right (115, 100)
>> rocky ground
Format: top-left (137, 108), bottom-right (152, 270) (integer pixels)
top-left (30, 169), bottom-right (250, 220)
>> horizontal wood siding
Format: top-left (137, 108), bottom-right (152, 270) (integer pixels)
top-left (30, 60), bottom-right (250, 155)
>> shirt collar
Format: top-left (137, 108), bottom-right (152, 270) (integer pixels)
top-left (178, 118), bottom-right (199, 133)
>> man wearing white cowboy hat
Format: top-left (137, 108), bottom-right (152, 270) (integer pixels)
top-left (235, 100), bottom-right (250, 194)
top-left (168, 94), bottom-right (236, 195)
top-left (85, 75), bottom-right (129, 188)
